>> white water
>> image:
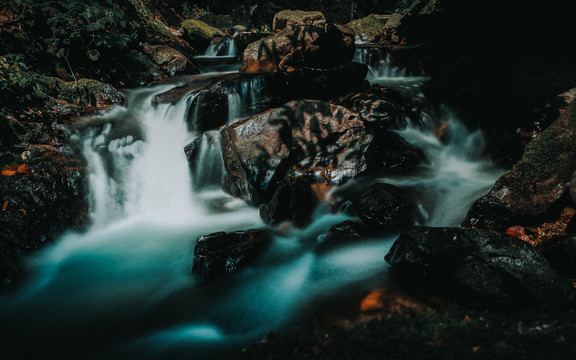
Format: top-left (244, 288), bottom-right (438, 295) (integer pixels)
top-left (0, 64), bottom-right (502, 358)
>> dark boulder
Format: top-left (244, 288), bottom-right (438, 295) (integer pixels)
top-left (465, 101), bottom-right (576, 230)
top-left (385, 227), bottom-right (572, 307)
top-left (351, 183), bottom-right (417, 231)
top-left (191, 230), bottom-right (272, 279)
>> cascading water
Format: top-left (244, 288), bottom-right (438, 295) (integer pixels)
top-left (354, 46), bottom-right (407, 79)
top-left (0, 57), bottom-right (503, 358)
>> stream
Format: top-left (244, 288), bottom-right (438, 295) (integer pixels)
top-left (0, 45), bottom-right (504, 359)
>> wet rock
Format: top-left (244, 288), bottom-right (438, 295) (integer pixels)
top-left (239, 24), bottom-right (355, 72)
top-left (181, 19), bottom-right (227, 51)
top-left (272, 10), bottom-right (326, 32)
top-left (191, 230), bottom-right (272, 279)
top-left (259, 176), bottom-right (319, 227)
top-left (186, 84), bottom-right (229, 132)
top-left (385, 227), bottom-right (572, 307)
top-left (465, 101), bottom-right (576, 230)
top-left (142, 43), bottom-right (197, 77)
top-left (351, 183), bottom-right (417, 231)
top-left (221, 99), bottom-right (372, 210)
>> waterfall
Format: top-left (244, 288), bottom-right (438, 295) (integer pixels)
top-left (78, 87), bottom-right (200, 225)
top-left (354, 47), bottom-right (407, 79)
top-left (203, 38), bottom-right (237, 57)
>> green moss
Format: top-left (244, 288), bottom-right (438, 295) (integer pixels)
top-left (181, 19), bottom-right (227, 40)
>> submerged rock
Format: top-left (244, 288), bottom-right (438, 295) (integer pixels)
top-left (351, 183), bottom-right (417, 231)
top-left (239, 24), bottom-right (354, 72)
top-left (191, 230), bottom-right (272, 279)
top-left (385, 227), bottom-right (572, 307)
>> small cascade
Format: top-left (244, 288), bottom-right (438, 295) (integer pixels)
top-left (194, 38), bottom-right (239, 73)
top-left (223, 76), bottom-right (265, 122)
top-left (354, 47), bottom-right (407, 79)
top-left (185, 131), bottom-right (224, 191)
top-left (203, 38), bottom-right (237, 57)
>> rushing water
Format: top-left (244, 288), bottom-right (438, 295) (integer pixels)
top-left (0, 50), bottom-right (503, 359)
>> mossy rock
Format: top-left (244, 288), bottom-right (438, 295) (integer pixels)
top-left (40, 77), bottom-right (124, 108)
top-left (181, 19), bottom-right (227, 50)
top-left (346, 14), bottom-right (388, 43)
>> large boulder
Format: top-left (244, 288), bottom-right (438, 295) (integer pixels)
top-left (220, 99), bottom-right (373, 224)
top-left (221, 99), bottom-right (371, 203)
top-left (272, 10), bottom-right (326, 32)
top-left (191, 230), bottom-right (272, 279)
top-left (239, 24), bottom-right (355, 72)
top-left (385, 227), bottom-right (572, 307)
top-left (465, 101), bottom-right (576, 230)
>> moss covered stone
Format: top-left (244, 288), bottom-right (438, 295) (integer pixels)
top-left (181, 19), bottom-right (227, 50)
top-left (346, 14), bottom-right (388, 43)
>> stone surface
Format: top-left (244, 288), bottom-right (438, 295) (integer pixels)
top-left (385, 227), bottom-right (572, 307)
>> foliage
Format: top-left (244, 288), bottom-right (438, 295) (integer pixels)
top-left (7, 0), bottom-right (137, 58)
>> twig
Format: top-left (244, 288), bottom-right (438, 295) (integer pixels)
top-left (63, 48), bottom-right (78, 88)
